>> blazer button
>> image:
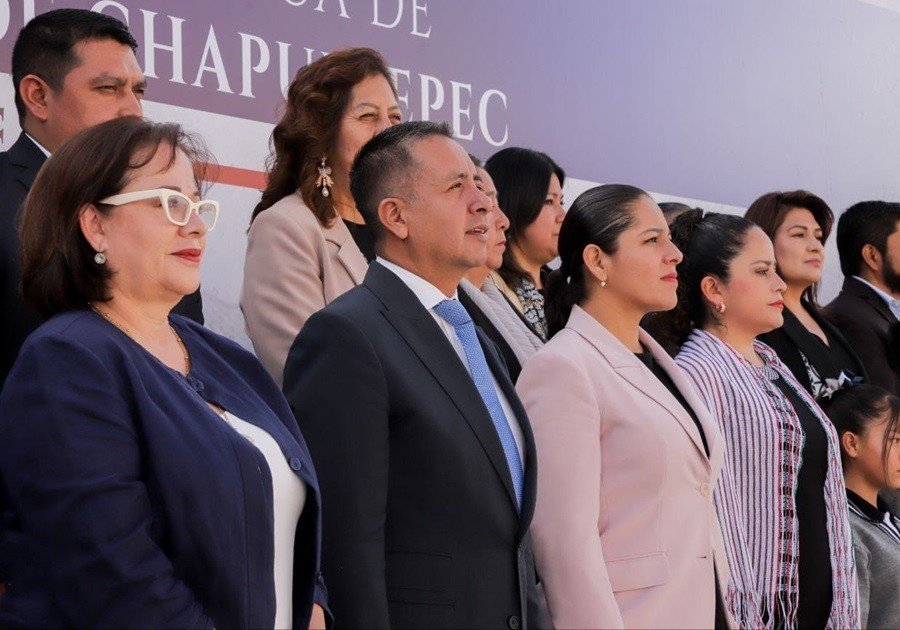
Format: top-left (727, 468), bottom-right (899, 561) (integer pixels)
top-left (507, 615), bottom-right (520, 630)
top-left (289, 457), bottom-right (302, 471)
top-left (700, 482), bottom-right (712, 497)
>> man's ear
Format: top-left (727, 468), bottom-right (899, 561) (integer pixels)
top-left (18, 74), bottom-right (54, 124)
top-left (861, 243), bottom-right (882, 275)
top-left (378, 197), bottom-right (410, 241)
top-left (78, 204), bottom-right (109, 253)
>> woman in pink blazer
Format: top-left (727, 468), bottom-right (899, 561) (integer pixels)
top-left (517, 185), bottom-right (732, 629)
top-left (242, 48), bottom-right (401, 385)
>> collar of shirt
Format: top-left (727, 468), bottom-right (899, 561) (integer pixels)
top-left (24, 133), bottom-right (52, 158)
top-left (375, 256), bottom-right (458, 311)
top-left (852, 275), bottom-right (900, 320)
top-left (846, 488), bottom-right (894, 522)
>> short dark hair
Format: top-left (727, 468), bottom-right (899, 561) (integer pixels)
top-left (20, 117), bottom-right (214, 318)
top-left (544, 184), bottom-right (644, 337)
top-left (349, 120), bottom-right (452, 245)
top-left (645, 209), bottom-right (757, 349)
top-left (12, 8), bottom-right (137, 122)
top-left (745, 190), bottom-right (834, 307)
top-left (824, 384), bottom-right (900, 471)
top-left (836, 201), bottom-right (900, 277)
top-left (468, 154), bottom-right (483, 168)
top-left (484, 147), bottom-right (565, 288)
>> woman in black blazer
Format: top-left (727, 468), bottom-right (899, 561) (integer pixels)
top-left (0, 117), bottom-right (328, 628)
top-left (747, 190), bottom-right (867, 400)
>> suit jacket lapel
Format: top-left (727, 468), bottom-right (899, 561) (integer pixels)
top-left (324, 217), bottom-right (368, 285)
top-left (8, 133), bottom-right (46, 192)
top-left (641, 330), bottom-right (723, 474)
top-left (365, 263), bottom-right (520, 511)
top-left (848, 277), bottom-right (897, 325)
top-left (567, 307), bottom-right (710, 464)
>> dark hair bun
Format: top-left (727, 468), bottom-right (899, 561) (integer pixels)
top-left (668, 207), bottom-right (705, 248)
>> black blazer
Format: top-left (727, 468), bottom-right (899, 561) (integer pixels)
top-left (826, 277), bottom-right (900, 396)
top-left (759, 302), bottom-right (868, 396)
top-left (0, 133), bottom-right (204, 387)
top-left (458, 286), bottom-right (522, 382)
top-left (283, 261), bottom-right (542, 629)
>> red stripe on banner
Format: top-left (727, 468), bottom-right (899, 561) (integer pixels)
top-left (199, 163), bottom-right (267, 190)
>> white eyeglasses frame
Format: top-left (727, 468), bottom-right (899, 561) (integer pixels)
top-left (98, 188), bottom-right (220, 231)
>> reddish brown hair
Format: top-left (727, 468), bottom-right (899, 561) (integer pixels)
top-left (20, 116), bottom-right (214, 318)
top-left (250, 47), bottom-right (396, 227)
top-left (745, 189), bottom-right (834, 307)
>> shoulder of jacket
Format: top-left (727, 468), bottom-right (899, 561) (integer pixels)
top-left (254, 194), bottom-right (323, 230)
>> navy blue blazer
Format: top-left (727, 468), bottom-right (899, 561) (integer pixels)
top-left (0, 310), bottom-right (327, 627)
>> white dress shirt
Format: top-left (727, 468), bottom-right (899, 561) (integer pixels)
top-left (853, 275), bottom-right (900, 321)
top-left (24, 133), bottom-right (51, 158)
top-left (222, 411), bottom-right (307, 630)
top-left (376, 257), bottom-right (525, 464)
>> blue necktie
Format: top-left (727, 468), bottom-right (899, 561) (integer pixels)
top-left (433, 298), bottom-right (524, 508)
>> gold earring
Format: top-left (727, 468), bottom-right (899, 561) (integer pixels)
top-left (316, 156), bottom-right (333, 198)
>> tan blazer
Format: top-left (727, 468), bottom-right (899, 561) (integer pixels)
top-left (516, 306), bottom-right (733, 629)
top-left (241, 193), bottom-right (368, 385)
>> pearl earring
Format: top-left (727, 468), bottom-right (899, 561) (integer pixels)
top-left (94, 252), bottom-right (107, 265)
top-left (716, 302), bottom-right (726, 314)
top-left (599, 279), bottom-right (607, 287)
top-left (316, 156), bottom-right (333, 198)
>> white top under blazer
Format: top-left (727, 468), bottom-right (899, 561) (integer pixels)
top-left (222, 411), bottom-right (307, 629)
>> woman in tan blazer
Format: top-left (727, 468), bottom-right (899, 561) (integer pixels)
top-left (517, 185), bottom-right (732, 629)
top-left (242, 48), bottom-right (401, 384)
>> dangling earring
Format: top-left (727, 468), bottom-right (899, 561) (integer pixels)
top-left (94, 251), bottom-right (107, 265)
top-left (599, 279), bottom-right (607, 287)
top-left (716, 302), bottom-right (726, 314)
top-left (316, 156), bottom-right (333, 198)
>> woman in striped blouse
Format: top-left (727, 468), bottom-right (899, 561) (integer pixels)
top-left (648, 209), bottom-right (859, 629)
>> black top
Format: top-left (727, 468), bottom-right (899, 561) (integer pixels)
top-left (346, 220), bottom-right (376, 262)
top-left (635, 350), bottom-right (709, 456)
top-left (772, 375), bottom-right (833, 628)
top-left (759, 304), bottom-right (867, 401)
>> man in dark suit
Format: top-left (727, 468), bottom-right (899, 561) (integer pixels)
top-left (283, 121), bottom-right (542, 629)
top-left (826, 200), bottom-right (900, 396)
top-left (1, 9), bottom-right (203, 386)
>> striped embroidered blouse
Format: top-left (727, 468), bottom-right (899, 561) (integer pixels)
top-left (676, 329), bottom-right (859, 629)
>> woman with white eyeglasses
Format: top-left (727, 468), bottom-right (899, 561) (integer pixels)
top-left (0, 117), bottom-right (329, 628)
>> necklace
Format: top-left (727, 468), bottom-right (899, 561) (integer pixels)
top-left (90, 303), bottom-right (191, 374)
top-left (331, 198), bottom-right (365, 224)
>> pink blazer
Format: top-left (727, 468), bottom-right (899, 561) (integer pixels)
top-left (241, 193), bottom-right (368, 385)
top-left (517, 306), bottom-right (733, 629)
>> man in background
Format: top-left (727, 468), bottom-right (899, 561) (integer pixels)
top-left (0, 8), bottom-right (204, 387)
top-left (827, 200), bottom-right (900, 395)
